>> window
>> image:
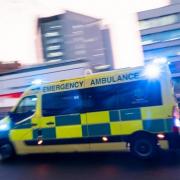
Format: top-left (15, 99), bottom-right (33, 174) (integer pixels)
top-left (115, 80), bottom-right (162, 109)
top-left (42, 90), bottom-right (84, 116)
top-left (44, 31), bottom-right (60, 38)
top-left (144, 46), bottom-right (180, 60)
top-left (50, 25), bottom-right (62, 29)
top-left (15, 96), bottom-right (37, 114)
top-left (47, 58), bottom-right (63, 62)
top-left (41, 20), bottom-right (62, 33)
top-left (172, 77), bottom-right (180, 92)
top-left (142, 29), bottom-right (180, 45)
top-left (85, 85), bottom-right (118, 112)
top-left (85, 80), bottom-right (162, 112)
top-left (47, 51), bottom-right (63, 58)
top-left (10, 96), bottom-right (37, 122)
top-left (139, 14), bottom-right (180, 30)
top-left (46, 45), bottom-right (61, 51)
top-left (42, 80), bottom-right (162, 116)
top-left (45, 38), bottom-right (63, 45)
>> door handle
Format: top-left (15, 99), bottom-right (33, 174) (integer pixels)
top-left (46, 122), bottom-right (55, 125)
top-left (31, 123), bottom-right (37, 127)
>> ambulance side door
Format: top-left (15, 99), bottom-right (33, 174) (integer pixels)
top-left (39, 89), bottom-right (90, 152)
top-left (9, 95), bottom-right (39, 152)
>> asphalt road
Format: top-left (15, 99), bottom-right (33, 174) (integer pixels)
top-left (1, 151), bottom-right (180, 180)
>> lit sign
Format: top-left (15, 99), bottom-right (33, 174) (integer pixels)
top-left (90, 72), bottom-right (140, 86)
top-left (43, 81), bottom-right (84, 93)
top-left (42, 72), bottom-right (140, 93)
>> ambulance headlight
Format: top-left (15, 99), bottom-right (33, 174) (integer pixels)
top-left (0, 121), bottom-right (9, 131)
top-left (144, 64), bottom-right (160, 79)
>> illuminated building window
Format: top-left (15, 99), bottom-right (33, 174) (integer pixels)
top-left (47, 52), bottom-right (63, 58)
top-left (46, 45), bottom-right (61, 51)
top-left (50, 25), bottom-right (62, 29)
top-left (46, 38), bottom-right (63, 44)
top-left (44, 32), bottom-right (60, 37)
top-left (42, 20), bottom-right (62, 31)
top-left (142, 29), bottom-right (180, 45)
top-left (48, 59), bottom-right (63, 62)
top-left (139, 14), bottom-right (180, 30)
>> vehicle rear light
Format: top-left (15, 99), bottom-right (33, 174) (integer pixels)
top-left (173, 106), bottom-right (180, 132)
top-left (173, 105), bottom-right (180, 119)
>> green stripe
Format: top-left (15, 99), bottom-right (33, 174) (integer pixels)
top-left (87, 123), bottom-right (110, 136)
top-left (82, 125), bottom-right (88, 137)
top-left (121, 108), bottom-right (141, 120)
top-left (166, 118), bottom-right (174, 132)
top-left (56, 114), bottom-right (81, 126)
top-left (109, 110), bottom-right (121, 122)
top-left (33, 129), bottom-right (39, 140)
top-left (42, 128), bottom-right (56, 139)
top-left (143, 119), bottom-right (165, 132)
top-left (33, 128), bottom-right (56, 140)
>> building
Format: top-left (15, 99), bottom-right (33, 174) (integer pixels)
top-left (0, 61), bottom-right (21, 73)
top-left (38, 11), bottom-right (114, 72)
top-left (138, 2), bottom-right (180, 101)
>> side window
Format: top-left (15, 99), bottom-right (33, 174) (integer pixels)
top-left (84, 80), bottom-right (162, 112)
top-left (42, 80), bottom-right (163, 116)
top-left (15, 96), bottom-right (37, 114)
top-left (85, 86), bottom-right (118, 112)
top-left (116, 80), bottom-right (162, 108)
top-left (42, 90), bottom-right (84, 116)
top-left (10, 95), bottom-right (37, 123)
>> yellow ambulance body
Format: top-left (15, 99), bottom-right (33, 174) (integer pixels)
top-left (0, 64), bottom-right (179, 159)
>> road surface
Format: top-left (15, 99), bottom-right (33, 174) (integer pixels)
top-left (0, 151), bottom-right (180, 180)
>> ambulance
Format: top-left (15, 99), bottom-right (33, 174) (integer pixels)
top-left (0, 63), bottom-right (179, 160)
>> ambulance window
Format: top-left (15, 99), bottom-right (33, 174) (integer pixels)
top-left (42, 90), bottom-right (84, 116)
top-left (84, 80), bottom-right (162, 112)
top-left (116, 80), bottom-right (162, 108)
top-left (15, 96), bottom-right (37, 114)
top-left (85, 85), bottom-right (118, 112)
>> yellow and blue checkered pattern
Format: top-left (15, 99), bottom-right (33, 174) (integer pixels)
top-left (10, 105), bottom-right (174, 142)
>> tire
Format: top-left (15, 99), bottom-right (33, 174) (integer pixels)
top-left (130, 137), bottom-right (158, 159)
top-left (0, 144), bottom-right (14, 162)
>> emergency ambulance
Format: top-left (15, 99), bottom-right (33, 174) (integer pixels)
top-left (0, 63), bottom-right (179, 160)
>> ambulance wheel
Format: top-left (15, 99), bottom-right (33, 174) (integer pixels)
top-left (0, 144), bottom-right (15, 162)
top-left (130, 136), bottom-right (158, 159)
